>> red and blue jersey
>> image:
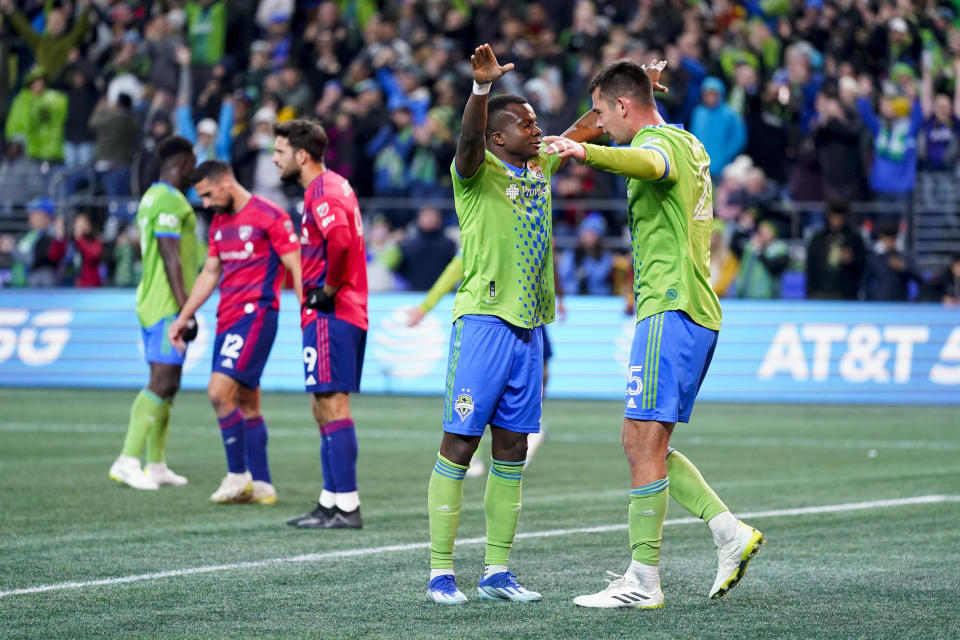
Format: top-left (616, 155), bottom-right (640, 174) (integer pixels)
top-left (301, 170), bottom-right (369, 330)
top-left (208, 195), bottom-right (299, 330)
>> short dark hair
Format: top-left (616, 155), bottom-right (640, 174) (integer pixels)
top-left (588, 60), bottom-right (655, 107)
top-left (157, 136), bottom-right (194, 165)
top-left (273, 119), bottom-right (328, 162)
top-left (827, 199), bottom-right (850, 216)
top-left (191, 159), bottom-right (232, 185)
top-left (485, 94), bottom-right (530, 138)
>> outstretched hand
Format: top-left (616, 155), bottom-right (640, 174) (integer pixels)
top-left (642, 59), bottom-right (670, 94)
top-left (471, 44), bottom-right (515, 84)
top-left (541, 136), bottom-right (586, 161)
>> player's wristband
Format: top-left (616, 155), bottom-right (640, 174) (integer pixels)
top-left (472, 81), bottom-right (491, 96)
top-left (304, 287), bottom-right (335, 313)
top-left (182, 316), bottom-right (198, 342)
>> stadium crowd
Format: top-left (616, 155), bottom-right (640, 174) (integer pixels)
top-left (1, 0), bottom-right (960, 301)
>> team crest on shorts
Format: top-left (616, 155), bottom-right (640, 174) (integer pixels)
top-left (455, 391), bottom-right (474, 421)
top-left (239, 225), bottom-right (253, 241)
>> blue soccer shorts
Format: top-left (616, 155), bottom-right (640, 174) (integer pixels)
top-left (442, 314), bottom-right (544, 436)
top-left (141, 314), bottom-right (187, 366)
top-left (212, 308), bottom-right (278, 389)
top-left (302, 315), bottom-right (367, 393)
top-left (624, 310), bottom-right (718, 424)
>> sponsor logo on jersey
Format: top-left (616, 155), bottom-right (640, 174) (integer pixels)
top-left (157, 213), bottom-right (180, 230)
top-left (238, 225), bottom-right (253, 241)
top-left (506, 184), bottom-right (520, 199)
top-left (455, 392), bottom-right (474, 421)
top-left (665, 288), bottom-right (678, 301)
top-left (220, 250), bottom-right (251, 260)
top-left (316, 202), bottom-right (329, 218)
top-left (320, 214), bottom-right (336, 228)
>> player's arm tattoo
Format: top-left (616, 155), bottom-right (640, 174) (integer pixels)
top-left (158, 236), bottom-right (189, 308)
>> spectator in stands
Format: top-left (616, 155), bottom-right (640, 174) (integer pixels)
top-left (857, 68), bottom-right (923, 210)
top-left (734, 220), bottom-right (788, 299)
top-left (142, 14), bottom-right (181, 95)
top-left (0, 137), bottom-right (46, 214)
top-left (861, 222), bottom-right (923, 301)
top-left (277, 64), bottom-right (314, 117)
top-left (89, 94), bottom-right (140, 204)
top-left (112, 222), bottom-right (141, 287)
top-left (728, 167), bottom-right (783, 234)
top-left (174, 46), bottom-right (231, 162)
top-left (70, 212), bottom-right (103, 287)
top-left (244, 107), bottom-right (286, 206)
top-left (380, 206), bottom-right (456, 291)
top-left (408, 109), bottom-right (456, 201)
top-left (5, 66), bottom-right (68, 165)
top-left (917, 58), bottom-right (960, 223)
top-left (367, 105), bottom-right (416, 202)
top-left (133, 111), bottom-right (173, 196)
top-left (185, 0), bottom-right (226, 68)
top-left (243, 40), bottom-right (274, 101)
top-left (805, 199), bottom-right (866, 300)
top-left (559, 213), bottom-right (613, 296)
top-left (935, 253), bottom-right (960, 306)
top-left (0, 233), bottom-right (14, 287)
top-left (812, 87), bottom-right (866, 201)
top-left (63, 63), bottom-right (98, 174)
top-left (710, 220), bottom-right (739, 298)
top-left (11, 198), bottom-right (66, 287)
top-left (691, 77), bottom-right (746, 178)
top-left (0, 0), bottom-right (91, 82)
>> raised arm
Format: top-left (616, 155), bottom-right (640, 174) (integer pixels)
top-left (454, 44), bottom-right (514, 180)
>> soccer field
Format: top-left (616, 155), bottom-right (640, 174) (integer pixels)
top-left (1, 388), bottom-right (958, 639)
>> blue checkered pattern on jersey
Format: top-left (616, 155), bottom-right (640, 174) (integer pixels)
top-left (510, 167), bottom-right (552, 326)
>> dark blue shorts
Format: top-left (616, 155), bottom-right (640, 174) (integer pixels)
top-left (443, 314), bottom-right (543, 436)
top-left (624, 310), bottom-right (718, 424)
top-left (212, 308), bottom-right (278, 389)
top-left (141, 314), bottom-right (187, 366)
top-left (302, 315), bottom-right (366, 393)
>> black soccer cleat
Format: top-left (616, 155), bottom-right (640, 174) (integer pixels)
top-left (323, 506), bottom-right (363, 529)
top-left (286, 504), bottom-right (332, 527)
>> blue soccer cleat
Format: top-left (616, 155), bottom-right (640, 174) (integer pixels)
top-left (477, 571), bottom-right (542, 602)
top-left (427, 575), bottom-right (468, 604)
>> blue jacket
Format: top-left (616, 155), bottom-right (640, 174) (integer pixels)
top-left (857, 97), bottom-right (923, 195)
top-left (690, 81), bottom-right (746, 176)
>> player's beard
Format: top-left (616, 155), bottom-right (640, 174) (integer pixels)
top-left (279, 162), bottom-right (301, 184)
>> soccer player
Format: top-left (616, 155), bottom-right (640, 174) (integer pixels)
top-left (109, 136), bottom-right (197, 491)
top-left (271, 119), bottom-right (369, 530)
top-left (542, 60), bottom-right (765, 609)
top-left (425, 44), bottom-right (601, 605)
top-left (168, 160), bottom-right (302, 505)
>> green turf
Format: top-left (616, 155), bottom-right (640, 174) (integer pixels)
top-left (1, 388), bottom-right (958, 639)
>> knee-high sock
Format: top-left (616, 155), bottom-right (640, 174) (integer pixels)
top-left (629, 477), bottom-right (670, 566)
top-left (145, 398), bottom-right (173, 463)
top-left (428, 454), bottom-right (467, 570)
top-left (318, 422), bottom-right (336, 504)
top-left (245, 415), bottom-right (270, 483)
top-left (218, 409), bottom-right (247, 474)
top-left (324, 418), bottom-right (358, 493)
top-left (484, 458), bottom-right (524, 567)
top-left (121, 389), bottom-right (165, 459)
top-left (666, 447), bottom-right (727, 522)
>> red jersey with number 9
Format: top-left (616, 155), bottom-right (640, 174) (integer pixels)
top-left (300, 170), bottom-right (369, 330)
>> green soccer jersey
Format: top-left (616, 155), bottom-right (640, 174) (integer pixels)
top-left (135, 183), bottom-right (198, 329)
top-left (584, 125), bottom-right (722, 331)
top-left (450, 149), bottom-right (562, 328)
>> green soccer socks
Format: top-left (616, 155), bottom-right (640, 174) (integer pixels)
top-left (146, 398), bottom-right (173, 463)
top-left (428, 454), bottom-right (468, 570)
top-left (629, 477), bottom-right (669, 566)
top-left (483, 459), bottom-right (524, 567)
top-left (666, 447), bottom-right (728, 523)
top-left (121, 389), bottom-right (166, 459)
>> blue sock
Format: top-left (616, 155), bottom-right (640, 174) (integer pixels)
top-left (245, 415), bottom-right (270, 483)
top-left (218, 409), bottom-right (247, 474)
top-left (319, 422), bottom-right (336, 494)
top-left (324, 418), bottom-right (358, 493)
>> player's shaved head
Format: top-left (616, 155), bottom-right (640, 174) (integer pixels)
top-left (485, 94), bottom-right (531, 139)
top-left (157, 136), bottom-right (196, 192)
top-left (158, 136), bottom-right (195, 167)
top-left (588, 60), bottom-right (656, 108)
top-left (191, 159), bottom-right (233, 186)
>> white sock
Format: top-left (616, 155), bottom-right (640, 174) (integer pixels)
top-left (483, 564), bottom-right (508, 579)
top-left (708, 510), bottom-right (739, 547)
top-left (318, 490), bottom-right (336, 508)
top-left (627, 560), bottom-right (660, 590)
top-left (430, 568), bottom-right (454, 580)
top-left (336, 490), bottom-right (360, 512)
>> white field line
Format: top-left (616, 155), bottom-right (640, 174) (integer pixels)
top-left (2, 422), bottom-right (959, 452)
top-left (2, 494), bottom-right (958, 600)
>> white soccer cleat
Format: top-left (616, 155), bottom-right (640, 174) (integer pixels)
top-left (427, 575), bottom-right (468, 605)
top-left (710, 520), bottom-right (765, 599)
top-left (477, 571), bottom-right (542, 602)
top-left (209, 471), bottom-right (253, 503)
top-left (573, 571), bottom-right (664, 609)
top-left (250, 480), bottom-right (277, 505)
top-left (465, 456), bottom-right (486, 478)
top-left (109, 455), bottom-right (159, 491)
top-left (145, 462), bottom-right (188, 486)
